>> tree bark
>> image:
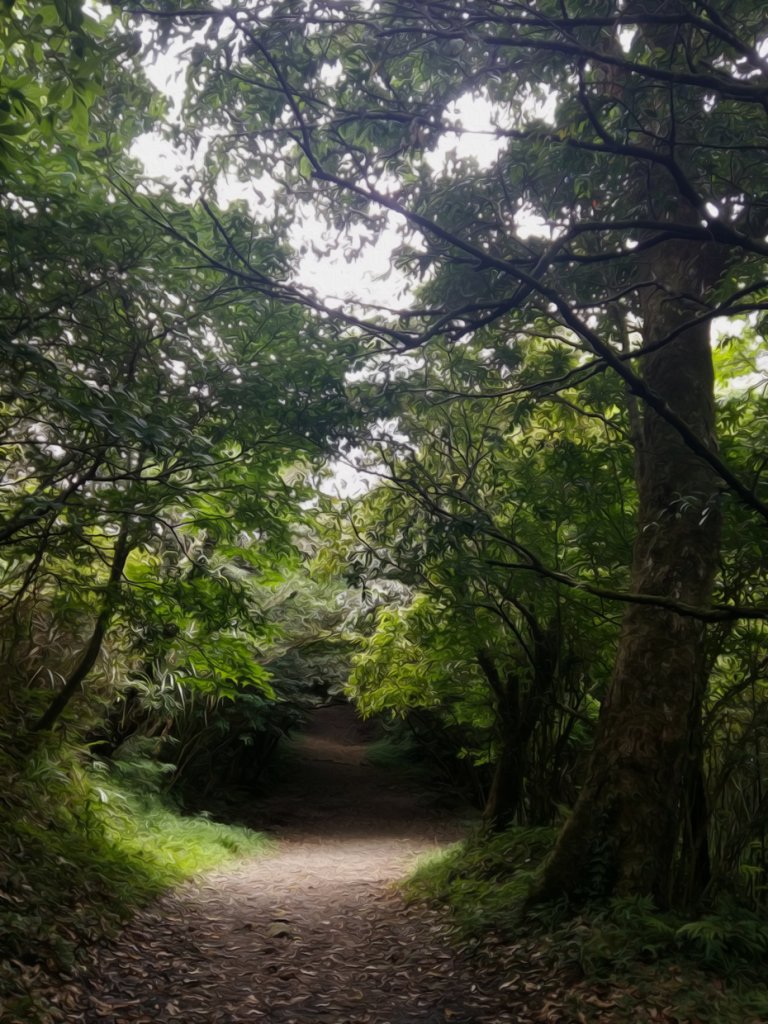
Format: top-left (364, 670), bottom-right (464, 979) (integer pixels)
top-left (484, 736), bottom-right (525, 830)
top-left (31, 527), bottom-right (131, 733)
top-left (676, 727), bottom-right (711, 911)
top-left (477, 649), bottom-right (525, 828)
top-left (533, 244), bottom-right (722, 906)
top-left (480, 621), bottom-right (559, 829)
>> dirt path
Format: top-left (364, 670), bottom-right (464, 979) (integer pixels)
top-left (59, 705), bottom-right (537, 1024)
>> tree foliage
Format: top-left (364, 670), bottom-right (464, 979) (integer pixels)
top-left (0, 5), bottom-right (366, 1006)
top-left (5, 12), bottom-right (768, 1012)
top-left (133, 0), bottom-right (768, 906)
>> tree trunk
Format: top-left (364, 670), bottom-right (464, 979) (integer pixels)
top-left (31, 527), bottom-right (131, 733)
top-left (676, 728), bottom-right (711, 911)
top-left (477, 649), bottom-right (525, 828)
top-left (480, 622), bottom-right (559, 829)
top-left (533, 246), bottom-right (722, 907)
top-left (484, 724), bottom-right (525, 830)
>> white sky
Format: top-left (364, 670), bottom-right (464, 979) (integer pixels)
top-left (131, 34), bottom-right (555, 497)
top-left (133, 42), bottom-right (512, 307)
top-left (130, 26), bottom-right (763, 508)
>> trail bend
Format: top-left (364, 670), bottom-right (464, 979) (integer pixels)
top-left (59, 706), bottom-right (525, 1024)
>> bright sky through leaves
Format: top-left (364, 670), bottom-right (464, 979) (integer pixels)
top-left (133, 41), bottom-right (513, 307)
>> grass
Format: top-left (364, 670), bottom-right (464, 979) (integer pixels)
top-left (404, 824), bottom-right (555, 922)
top-left (0, 744), bottom-right (272, 1023)
top-left (404, 826), bottom-right (768, 1023)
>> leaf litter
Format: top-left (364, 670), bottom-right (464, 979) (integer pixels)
top-left (30, 707), bottom-right (690, 1023)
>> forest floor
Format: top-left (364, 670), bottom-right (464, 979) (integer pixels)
top-left (49, 705), bottom-right (582, 1024)
top-left (42, 706), bottom-right (755, 1024)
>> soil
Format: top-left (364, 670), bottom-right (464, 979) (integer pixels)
top-left (59, 706), bottom-right (534, 1024)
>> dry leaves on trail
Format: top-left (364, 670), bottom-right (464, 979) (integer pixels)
top-left (32, 708), bottom-right (638, 1024)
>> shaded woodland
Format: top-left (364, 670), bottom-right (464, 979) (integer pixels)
top-left (3, 1), bottom-right (768, 1020)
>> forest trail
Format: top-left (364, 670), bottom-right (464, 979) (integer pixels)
top-left (63, 706), bottom-right (530, 1024)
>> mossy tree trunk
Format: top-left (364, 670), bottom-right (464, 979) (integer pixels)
top-left (533, 239), bottom-right (723, 906)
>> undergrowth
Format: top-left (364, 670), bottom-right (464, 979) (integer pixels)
top-left (365, 729), bottom-right (479, 813)
top-left (405, 826), bottom-right (768, 1023)
top-left (365, 734), bottom-right (437, 785)
top-left (0, 740), bottom-right (272, 1023)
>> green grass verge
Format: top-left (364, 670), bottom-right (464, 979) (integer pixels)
top-left (0, 746), bottom-right (272, 1022)
top-left (404, 826), bottom-right (768, 1023)
top-left (403, 824), bottom-right (554, 930)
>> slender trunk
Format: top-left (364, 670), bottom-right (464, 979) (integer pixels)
top-left (676, 728), bottom-right (711, 911)
top-left (31, 527), bottom-right (131, 733)
top-left (484, 735), bottom-right (525, 830)
top-left (480, 624), bottom-right (559, 829)
top-left (520, 620), bottom-right (560, 823)
top-left (477, 649), bottom-right (524, 828)
top-left (533, 244), bottom-right (722, 906)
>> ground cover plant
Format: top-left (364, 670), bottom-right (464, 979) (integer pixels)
top-left (0, 732), bottom-right (272, 1022)
top-left (406, 828), bottom-right (768, 1022)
